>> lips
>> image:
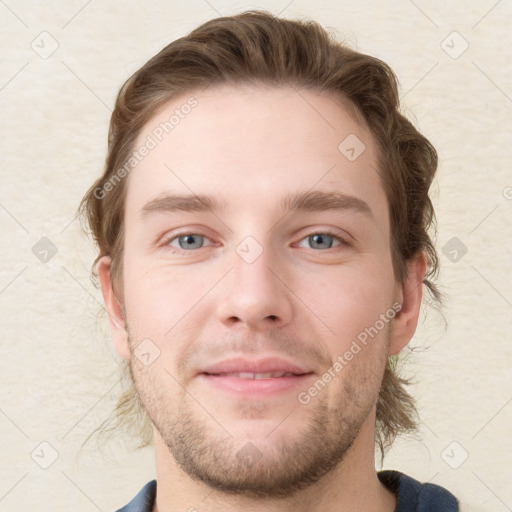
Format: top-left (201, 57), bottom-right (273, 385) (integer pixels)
top-left (199, 357), bottom-right (312, 377)
top-left (197, 357), bottom-right (314, 397)
top-left (213, 371), bottom-right (297, 379)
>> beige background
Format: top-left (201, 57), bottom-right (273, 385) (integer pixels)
top-left (1, 1), bottom-right (511, 511)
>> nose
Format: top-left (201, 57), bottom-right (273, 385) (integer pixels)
top-left (215, 240), bottom-right (294, 331)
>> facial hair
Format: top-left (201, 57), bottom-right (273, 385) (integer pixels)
top-left (128, 325), bottom-right (390, 498)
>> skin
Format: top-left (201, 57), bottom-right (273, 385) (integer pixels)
top-left (98, 83), bottom-right (426, 512)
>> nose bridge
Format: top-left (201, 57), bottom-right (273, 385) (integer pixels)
top-left (216, 234), bottom-right (293, 329)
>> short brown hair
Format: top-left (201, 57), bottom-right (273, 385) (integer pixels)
top-left (79, 10), bottom-right (443, 460)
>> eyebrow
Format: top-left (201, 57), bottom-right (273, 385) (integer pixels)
top-left (140, 190), bottom-right (375, 221)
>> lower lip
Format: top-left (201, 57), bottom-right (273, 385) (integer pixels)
top-left (198, 373), bottom-right (315, 397)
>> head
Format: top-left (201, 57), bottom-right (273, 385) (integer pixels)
top-left (79, 10), bottom-right (442, 494)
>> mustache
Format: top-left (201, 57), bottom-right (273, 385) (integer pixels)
top-left (176, 331), bottom-right (332, 375)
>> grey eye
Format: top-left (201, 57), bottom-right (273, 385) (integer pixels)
top-left (299, 233), bottom-right (340, 250)
top-left (169, 234), bottom-right (210, 250)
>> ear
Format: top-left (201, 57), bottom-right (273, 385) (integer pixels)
top-left (97, 255), bottom-right (131, 360)
top-left (389, 250), bottom-right (427, 355)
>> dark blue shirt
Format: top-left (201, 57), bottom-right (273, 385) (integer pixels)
top-left (115, 470), bottom-right (459, 511)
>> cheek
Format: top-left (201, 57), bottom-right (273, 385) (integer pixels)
top-left (122, 260), bottom-right (211, 338)
top-left (122, 242), bottom-right (396, 347)
top-left (300, 264), bottom-right (395, 345)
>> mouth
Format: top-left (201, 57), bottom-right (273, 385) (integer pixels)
top-left (197, 359), bottom-right (315, 397)
top-left (204, 371), bottom-right (306, 379)
top-left (199, 356), bottom-right (312, 376)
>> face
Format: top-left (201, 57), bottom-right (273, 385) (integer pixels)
top-left (100, 84), bottom-right (421, 497)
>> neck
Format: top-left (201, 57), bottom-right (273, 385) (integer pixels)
top-left (151, 417), bottom-right (396, 512)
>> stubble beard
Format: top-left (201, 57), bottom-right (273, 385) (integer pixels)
top-left (129, 339), bottom-right (387, 498)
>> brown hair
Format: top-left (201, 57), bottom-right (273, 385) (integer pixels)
top-left (79, 10), bottom-right (443, 460)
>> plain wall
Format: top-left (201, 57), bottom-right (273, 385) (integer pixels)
top-left (1, 1), bottom-right (511, 511)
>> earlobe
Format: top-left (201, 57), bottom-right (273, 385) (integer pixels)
top-left (96, 255), bottom-right (131, 360)
top-left (389, 251), bottom-right (427, 356)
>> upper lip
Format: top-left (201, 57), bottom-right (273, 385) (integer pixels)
top-left (199, 357), bottom-right (312, 375)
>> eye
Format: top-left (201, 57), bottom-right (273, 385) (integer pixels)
top-left (161, 229), bottom-right (350, 253)
top-left (166, 233), bottom-right (213, 251)
top-left (297, 230), bottom-right (349, 250)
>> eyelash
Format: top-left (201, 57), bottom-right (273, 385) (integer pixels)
top-left (161, 228), bottom-right (351, 253)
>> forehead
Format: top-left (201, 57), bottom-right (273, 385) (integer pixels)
top-left (125, 84), bottom-right (387, 227)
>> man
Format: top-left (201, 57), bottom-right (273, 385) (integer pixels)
top-left (79, 10), bottom-right (459, 512)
